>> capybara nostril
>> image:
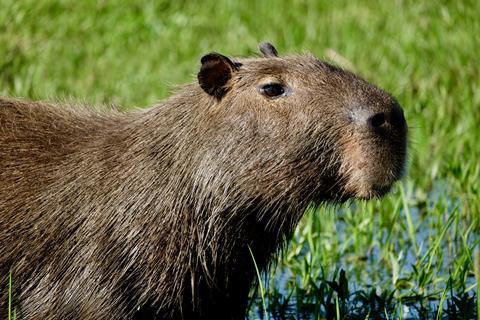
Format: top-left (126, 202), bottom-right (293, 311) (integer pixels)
top-left (367, 112), bottom-right (386, 129)
top-left (365, 105), bottom-right (407, 132)
top-left (390, 103), bottom-right (407, 130)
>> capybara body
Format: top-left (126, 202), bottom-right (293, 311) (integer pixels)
top-left (0, 44), bottom-right (407, 319)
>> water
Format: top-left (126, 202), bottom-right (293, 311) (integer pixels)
top-left (247, 181), bottom-right (479, 319)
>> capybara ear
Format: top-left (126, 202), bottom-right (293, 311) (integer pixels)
top-left (198, 53), bottom-right (239, 100)
top-left (259, 42), bottom-right (278, 58)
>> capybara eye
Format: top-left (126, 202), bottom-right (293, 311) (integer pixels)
top-left (260, 83), bottom-right (285, 98)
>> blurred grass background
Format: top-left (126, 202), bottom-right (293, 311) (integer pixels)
top-left (1, 0), bottom-right (479, 318)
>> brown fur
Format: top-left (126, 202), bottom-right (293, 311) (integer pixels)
top-left (0, 44), bottom-right (407, 319)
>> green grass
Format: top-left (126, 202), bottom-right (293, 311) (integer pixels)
top-left (8, 272), bottom-right (15, 320)
top-left (1, 0), bottom-right (479, 318)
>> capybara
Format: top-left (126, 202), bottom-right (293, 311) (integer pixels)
top-left (0, 43), bottom-right (407, 319)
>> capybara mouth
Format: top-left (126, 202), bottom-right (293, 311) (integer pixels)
top-left (341, 180), bottom-right (396, 201)
top-left (336, 182), bottom-right (394, 201)
top-left (360, 184), bottom-right (394, 200)
top-left (339, 155), bottom-right (406, 201)
top-left (371, 184), bottom-right (393, 197)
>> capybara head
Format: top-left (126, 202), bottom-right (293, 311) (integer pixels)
top-left (195, 43), bottom-right (407, 207)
